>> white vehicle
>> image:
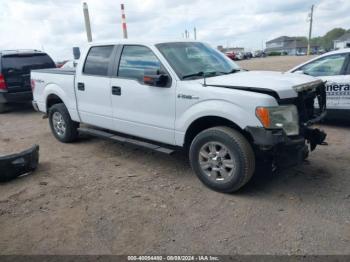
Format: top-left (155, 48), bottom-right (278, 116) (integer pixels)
top-left (31, 40), bottom-right (327, 192)
top-left (289, 49), bottom-right (350, 117)
top-left (236, 52), bottom-right (245, 60)
top-left (61, 60), bottom-right (76, 69)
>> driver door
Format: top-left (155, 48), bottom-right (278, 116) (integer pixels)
top-left (110, 45), bottom-right (176, 145)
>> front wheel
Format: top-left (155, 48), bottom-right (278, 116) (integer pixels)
top-left (48, 103), bottom-right (79, 143)
top-left (189, 126), bottom-right (255, 193)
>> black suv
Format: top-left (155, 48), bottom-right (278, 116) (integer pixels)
top-left (0, 50), bottom-right (56, 113)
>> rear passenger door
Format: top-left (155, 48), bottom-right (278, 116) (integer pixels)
top-left (76, 45), bottom-right (116, 129)
top-left (110, 45), bottom-right (176, 145)
top-left (298, 53), bottom-right (350, 110)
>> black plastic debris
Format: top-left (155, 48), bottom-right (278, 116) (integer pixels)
top-left (0, 145), bottom-right (39, 182)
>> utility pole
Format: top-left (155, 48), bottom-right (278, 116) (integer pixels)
top-left (83, 2), bottom-right (93, 42)
top-left (121, 4), bottom-right (128, 39)
top-left (307, 4), bottom-right (314, 56)
top-left (194, 27), bottom-right (197, 40)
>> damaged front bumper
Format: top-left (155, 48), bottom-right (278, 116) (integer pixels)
top-left (248, 80), bottom-right (328, 168)
top-left (0, 145), bottom-right (39, 182)
top-left (245, 127), bottom-right (326, 168)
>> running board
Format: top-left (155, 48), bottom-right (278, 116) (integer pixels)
top-left (78, 127), bottom-right (175, 155)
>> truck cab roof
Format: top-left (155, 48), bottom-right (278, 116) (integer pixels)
top-left (84, 39), bottom-right (203, 47)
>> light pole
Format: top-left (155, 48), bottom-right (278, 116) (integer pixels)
top-left (121, 4), bottom-right (128, 39)
top-left (83, 2), bottom-right (93, 42)
top-left (307, 5), bottom-right (314, 56)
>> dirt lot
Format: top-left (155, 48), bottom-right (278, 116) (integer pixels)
top-left (0, 56), bottom-right (350, 255)
top-left (237, 55), bottom-right (316, 71)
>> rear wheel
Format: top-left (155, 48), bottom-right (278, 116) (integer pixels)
top-left (189, 126), bottom-right (255, 193)
top-left (48, 103), bottom-right (79, 143)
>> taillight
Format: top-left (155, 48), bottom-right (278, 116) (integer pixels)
top-left (31, 79), bottom-right (35, 91)
top-left (0, 74), bottom-right (7, 90)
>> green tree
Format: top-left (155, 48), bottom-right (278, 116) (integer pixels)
top-left (311, 28), bottom-right (347, 50)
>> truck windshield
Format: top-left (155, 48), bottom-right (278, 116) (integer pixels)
top-left (156, 42), bottom-right (240, 80)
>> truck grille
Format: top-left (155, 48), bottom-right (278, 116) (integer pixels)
top-left (296, 81), bottom-right (327, 125)
top-left (280, 81), bottom-right (327, 126)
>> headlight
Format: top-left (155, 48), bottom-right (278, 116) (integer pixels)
top-left (255, 105), bottom-right (299, 135)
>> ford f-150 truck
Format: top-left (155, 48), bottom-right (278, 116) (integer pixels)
top-left (31, 41), bottom-right (327, 192)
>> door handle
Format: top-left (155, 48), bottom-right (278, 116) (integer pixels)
top-left (77, 82), bottom-right (85, 91)
top-left (112, 86), bottom-right (121, 96)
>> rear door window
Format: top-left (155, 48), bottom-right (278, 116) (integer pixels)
top-left (83, 46), bottom-right (114, 76)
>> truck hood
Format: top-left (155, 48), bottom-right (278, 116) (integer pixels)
top-left (198, 71), bottom-right (319, 99)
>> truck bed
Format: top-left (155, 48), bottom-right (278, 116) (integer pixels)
top-left (31, 68), bottom-right (79, 121)
top-left (32, 68), bottom-right (76, 75)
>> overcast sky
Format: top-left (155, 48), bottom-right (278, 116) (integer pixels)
top-left (0, 0), bottom-right (349, 61)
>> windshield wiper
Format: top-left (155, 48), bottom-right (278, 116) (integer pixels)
top-left (182, 71), bottom-right (205, 80)
top-left (182, 71), bottom-right (218, 80)
top-left (220, 68), bottom-right (241, 75)
top-left (182, 69), bottom-right (241, 80)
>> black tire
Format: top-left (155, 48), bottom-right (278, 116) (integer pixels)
top-left (48, 103), bottom-right (79, 143)
top-left (0, 103), bottom-right (7, 113)
top-left (189, 126), bottom-right (255, 193)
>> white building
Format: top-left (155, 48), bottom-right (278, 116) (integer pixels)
top-left (334, 33), bottom-right (350, 49)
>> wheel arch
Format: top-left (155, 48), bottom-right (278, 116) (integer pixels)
top-left (46, 93), bottom-right (64, 113)
top-left (43, 83), bottom-right (80, 122)
top-left (183, 115), bottom-right (253, 151)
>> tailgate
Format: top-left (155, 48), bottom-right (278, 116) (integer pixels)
top-left (1, 53), bottom-right (55, 93)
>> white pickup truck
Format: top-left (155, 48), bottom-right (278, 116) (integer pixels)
top-left (31, 40), bottom-right (327, 192)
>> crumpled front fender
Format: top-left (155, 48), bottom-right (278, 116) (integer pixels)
top-left (0, 145), bottom-right (39, 182)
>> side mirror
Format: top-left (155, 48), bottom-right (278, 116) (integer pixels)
top-left (73, 47), bottom-right (81, 60)
top-left (294, 70), bottom-right (304, 74)
top-left (143, 70), bottom-right (169, 87)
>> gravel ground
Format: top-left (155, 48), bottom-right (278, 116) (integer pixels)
top-left (0, 56), bottom-right (349, 255)
top-left (237, 55), bottom-right (316, 71)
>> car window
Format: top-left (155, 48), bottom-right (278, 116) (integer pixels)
top-left (157, 42), bottom-right (239, 79)
top-left (156, 42), bottom-right (239, 79)
top-left (83, 46), bottom-right (114, 76)
top-left (2, 54), bottom-right (55, 74)
top-left (118, 45), bottom-right (161, 81)
top-left (347, 57), bottom-right (350, 74)
top-left (300, 54), bottom-right (347, 77)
